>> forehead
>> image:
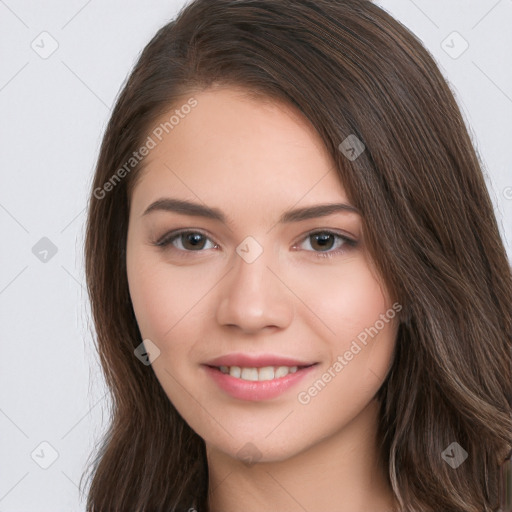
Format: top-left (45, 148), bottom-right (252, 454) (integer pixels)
top-left (130, 86), bottom-right (348, 215)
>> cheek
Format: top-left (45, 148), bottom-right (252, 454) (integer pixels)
top-left (126, 247), bottom-right (214, 342)
top-left (294, 254), bottom-right (393, 337)
top-left (297, 257), bottom-right (397, 393)
top-left (126, 254), bottom-right (207, 411)
top-left (126, 258), bottom-right (169, 340)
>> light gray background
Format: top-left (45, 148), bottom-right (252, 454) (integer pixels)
top-left (1, 1), bottom-right (511, 510)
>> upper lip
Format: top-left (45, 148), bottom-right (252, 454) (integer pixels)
top-left (204, 353), bottom-right (317, 368)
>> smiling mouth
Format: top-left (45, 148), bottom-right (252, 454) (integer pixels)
top-left (207, 363), bottom-right (317, 382)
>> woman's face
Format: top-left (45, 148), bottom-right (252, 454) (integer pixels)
top-left (126, 86), bottom-right (399, 463)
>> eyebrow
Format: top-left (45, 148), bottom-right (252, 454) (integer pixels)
top-left (142, 198), bottom-right (359, 223)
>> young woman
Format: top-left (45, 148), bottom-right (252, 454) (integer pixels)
top-left (82, 1), bottom-right (512, 510)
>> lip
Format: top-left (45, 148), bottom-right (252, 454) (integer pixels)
top-left (202, 357), bottom-right (318, 401)
top-left (204, 352), bottom-right (316, 368)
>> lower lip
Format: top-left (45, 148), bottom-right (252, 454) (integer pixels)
top-left (202, 364), bottom-right (317, 401)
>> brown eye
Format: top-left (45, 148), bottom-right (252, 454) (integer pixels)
top-left (180, 232), bottom-right (208, 250)
top-left (155, 230), bottom-right (217, 251)
top-left (296, 230), bottom-right (358, 259)
top-left (309, 232), bottom-right (336, 251)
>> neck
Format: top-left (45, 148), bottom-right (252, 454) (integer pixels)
top-left (206, 398), bottom-right (397, 512)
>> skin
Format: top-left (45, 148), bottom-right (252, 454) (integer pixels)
top-left (126, 85), bottom-right (400, 512)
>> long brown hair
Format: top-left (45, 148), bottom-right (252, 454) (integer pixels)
top-left (82, 1), bottom-right (512, 510)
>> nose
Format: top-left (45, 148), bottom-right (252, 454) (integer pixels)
top-left (215, 244), bottom-right (294, 334)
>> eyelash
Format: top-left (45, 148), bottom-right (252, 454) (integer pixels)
top-left (152, 229), bottom-right (358, 259)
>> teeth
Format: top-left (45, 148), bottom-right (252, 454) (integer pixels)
top-left (241, 367), bottom-right (259, 381)
top-left (258, 366), bottom-right (275, 381)
top-left (275, 366), bottom-right (289, 378)
top-left (218, 365), bottom-right (301, 381)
